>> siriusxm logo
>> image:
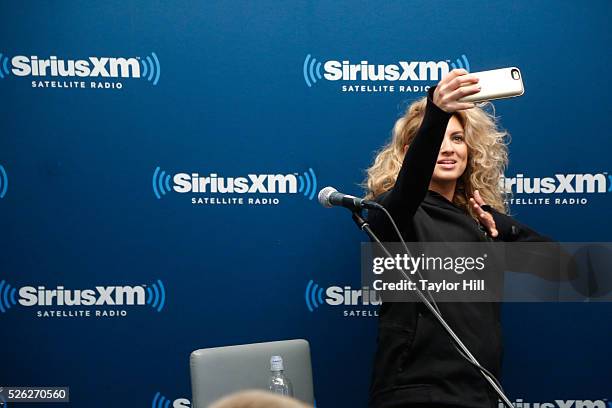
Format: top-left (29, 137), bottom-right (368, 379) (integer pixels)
top-left (0, 52), bottom-right (160, 87)
top-left (502, 173), bottom-right (611, 194)
top-left (502, 172), bottom-right (612, 206)
top-left (304, 280), bottom-right (380, 315)
top-left (152, 166), bottom-right (318, 204)
top-left (303, 53), bottom-right (469, 89)
top-left (0, 164), bottom-right (7, 199)
top-left (498, 398), bottom-right (611, 408)
top-left (152, 392), bottom-right (190, 408)
top-left (0, 279), bottom-right (166, 317)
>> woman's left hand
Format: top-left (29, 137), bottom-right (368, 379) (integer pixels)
top-left (470, 190), bottom-right (498, 238)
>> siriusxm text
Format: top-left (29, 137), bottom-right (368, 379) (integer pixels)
top-left (11, 55), bottom-right (140, 78)
top-left (502, 173), bottom-right (609, 194)
top-left (18, 286), bottom-right (146, 306)
top-left (498, 399), bottom-right (611, 408)
top-left (326, 286), bottom-right (381, 306)
top-left (174, 173), bottom-right (298, 194)
top-left (323, 60), bottom-right (449, 81)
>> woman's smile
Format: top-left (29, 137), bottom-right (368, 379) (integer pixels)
top-left (436, 159), bottom-right (457, 170)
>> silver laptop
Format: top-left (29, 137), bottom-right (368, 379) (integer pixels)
top-left (190, 339), bottom-right (315, 407)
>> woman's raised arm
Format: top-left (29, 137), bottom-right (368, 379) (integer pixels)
top-left (379, 70), bottom-right (480, 221)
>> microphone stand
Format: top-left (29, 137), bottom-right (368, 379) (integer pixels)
top-left (351, 211), bottom-right (514, 408)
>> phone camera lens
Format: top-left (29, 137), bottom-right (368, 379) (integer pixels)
top-left (511, 69), bottom-right (520, 80)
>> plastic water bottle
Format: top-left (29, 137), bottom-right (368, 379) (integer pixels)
top-left (268, 355), bottom-right (294, 397)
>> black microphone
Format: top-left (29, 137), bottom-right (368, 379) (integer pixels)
top-left (317, 186), bottom-right (382, 211)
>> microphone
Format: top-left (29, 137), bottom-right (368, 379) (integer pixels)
top-left (317, 186), bottom-right (382, 211)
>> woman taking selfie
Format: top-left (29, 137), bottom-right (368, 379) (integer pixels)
top-left (364, 69), bottom-right (551, 408)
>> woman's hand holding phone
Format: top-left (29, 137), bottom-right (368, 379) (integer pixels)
top-left (432, 69), bottom-right (480, 113)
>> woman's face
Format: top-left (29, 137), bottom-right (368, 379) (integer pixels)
top-left (431, 115), bottom-right (468, 184)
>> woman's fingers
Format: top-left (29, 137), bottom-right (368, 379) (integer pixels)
top-left (473, 190), bottom-right (486, 206)
top-left (447, 84), bottom-right (481, 102)
top-left (443, 101), bottom-right (476, 112)
top-left (473, 191), bottom-right (496, 239)
top-left (470, 197), bottom-right (498, 238)
top-left (434, 70), bottom-right (479, 112)
top-left (445, 74), bottom-right (479, 92)
top-left (485, 216), bottom-right (499, 237)
top-left (480, 212), bottom-right (498, 238)
top-left (434, 69), bottom-right (479, 112)
top-left (445, 68), bottom-right (469, 81)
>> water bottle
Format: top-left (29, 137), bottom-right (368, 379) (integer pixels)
top-left (268, 355), bottom-right (294, 397)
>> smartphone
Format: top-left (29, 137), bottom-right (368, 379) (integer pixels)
top-left (458, 67), bottom-right (524, 103)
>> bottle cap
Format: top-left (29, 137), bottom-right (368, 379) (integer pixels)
top-left (270, 355), bottom-right (284, 371)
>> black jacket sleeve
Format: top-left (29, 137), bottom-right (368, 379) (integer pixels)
top-left (378, 88), bottom-right (452, 222)
top-left (483, 206), bottom-right (578, 282)
top-left (482, 206), bottom-right (553, 243)
top-left (368, 89), bottom-right (452, 242)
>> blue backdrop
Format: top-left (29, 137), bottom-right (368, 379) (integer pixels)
top-left (1, 1), bottom-right (611, 407)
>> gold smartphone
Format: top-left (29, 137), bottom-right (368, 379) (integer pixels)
top-left (459, 67), bottom-right (525, 103)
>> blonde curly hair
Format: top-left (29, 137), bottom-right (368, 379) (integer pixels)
top-left (364, 97), bottom-right (509, 218)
